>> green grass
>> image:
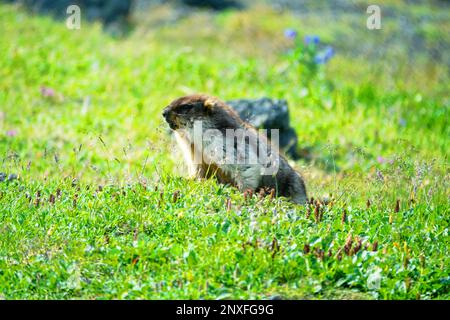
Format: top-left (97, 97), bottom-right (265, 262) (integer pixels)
top-left (0, 3), bottom-right (449, 299)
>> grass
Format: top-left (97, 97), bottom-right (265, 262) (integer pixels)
top-left (0, 2), bottom-right (449, 299)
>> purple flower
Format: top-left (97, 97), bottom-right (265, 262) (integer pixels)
top-left (377, 156), bottom-right (386, 164)
top-left (324, 46), bottom-right (334, 60)
top-left (314, 46), bottom-right (335, 64)
top-left (284, 28), bottom-right (297, 40)
top-left (6, 130), bottom-right (17, 137)
top-left (40, 86), bottom-right (55, 98)
top-left (305, 35), bottom-right (320, 45)
top-left (314, 55), bottom-right (326, 64)
top-left (376, 169), bottom-right (384, 182)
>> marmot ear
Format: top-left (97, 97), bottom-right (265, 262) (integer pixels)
top-left (204, 98), bottom-right (215, 110)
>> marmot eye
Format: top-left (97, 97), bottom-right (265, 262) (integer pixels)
top-left (176, 104), bottom-right (192, 114)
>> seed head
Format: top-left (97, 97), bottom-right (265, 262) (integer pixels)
top-left (395, 199), bottom-right (400, 213)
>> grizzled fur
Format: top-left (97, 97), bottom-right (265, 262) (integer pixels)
top-left (162, 94), bottom-right (307, 204)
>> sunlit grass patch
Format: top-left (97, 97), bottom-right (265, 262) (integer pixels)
top-left (0, 3), bottom-right (448, 299)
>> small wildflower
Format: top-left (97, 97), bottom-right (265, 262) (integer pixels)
top-left (304, 35), bottom-right (320, 45)
top-left (376, 169), bottom-right (385, 182)
top-left (6, 130), bottom-right (17, 137)
top-left (314, 54), bottom-right (326, 65)
top-left (40, 86), bottom-right (55, 98)
top-left (377, 156), bottom-right (386, 164)
top-left (323, 46), bottom-right (334, 59)
top-left (284, 28), bottom-right (297, 40)
top-left (314, 46), bottom-right (334, 64)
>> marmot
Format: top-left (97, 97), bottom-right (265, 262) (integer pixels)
top-left (162, 94), bottom-right (307, 204)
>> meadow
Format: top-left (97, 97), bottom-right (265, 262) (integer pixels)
top-left (0, 2), bottom-right (448, 299)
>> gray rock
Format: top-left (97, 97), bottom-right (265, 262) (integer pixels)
top-left (227, 97), bottom-right (290, 129)
top-left (226, 98), bottom-right (299, 159)
top-left (0, 173), bottom-right (6, 182)
top-left (180, 0), bottom-right (242, 10)
top-left (7, 0), bottom-right (132, 24)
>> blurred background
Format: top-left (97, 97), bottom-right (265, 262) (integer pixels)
top-left (3, 0), bottom-right (449, 90)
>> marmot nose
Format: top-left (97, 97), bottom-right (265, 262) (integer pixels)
top-left (162, 108), bottom-right (170, 119)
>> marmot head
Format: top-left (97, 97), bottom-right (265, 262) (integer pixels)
top-left (162, 94), bottom-right (243, 131)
